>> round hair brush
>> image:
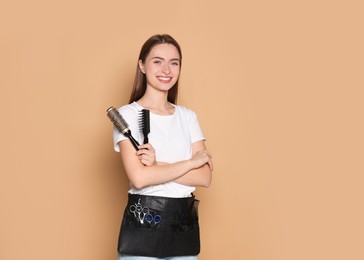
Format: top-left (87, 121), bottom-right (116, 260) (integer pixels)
top-left (107, 106), bottom-right (140, 151)
top-left (139, 109), bottom-right (150, 144)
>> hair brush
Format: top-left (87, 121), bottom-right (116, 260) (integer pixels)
top-left (106, 106), bottom-right (140, 151)
top-left (139, 109), bottom-right (150, 144)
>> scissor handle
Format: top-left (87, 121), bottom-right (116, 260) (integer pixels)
top-left (145, 213), bottom-right (153, 223)
top-left (154, 215), bottom-right (161, 224)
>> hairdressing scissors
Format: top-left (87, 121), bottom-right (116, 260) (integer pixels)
top-left (129, 199), bottom-right (150, 224)
top-left (145, 213), bottom-right (161, 224)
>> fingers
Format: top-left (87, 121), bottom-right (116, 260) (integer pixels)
top-left (207, 151), bottom-right (212, 158)
top-left (140, 157), bottom-right (153, 166)
top-left (138, 143), bottom-right (155, 151)
top-left (204, 151), bottom-right (213, 171)
top-left (207, 159), bottom-right (214, 171)
top-left (138, 153), bottom-right (154, 166)
top-left (191, 150), bottom-right (213, 170)
top-left (136, 144), bottom-right (154, 155)
top-left (207, 151), bottom-right (213, 171)
top-left (136, 143), bottom-right (156, 166)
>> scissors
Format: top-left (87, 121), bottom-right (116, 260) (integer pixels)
top-left (145, 213), bottom-right (161, 224)
top-left (129, 199), bottom-right (150, 224)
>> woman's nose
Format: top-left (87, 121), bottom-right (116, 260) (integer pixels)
top-left (161, 64), bottom-right (171, 74)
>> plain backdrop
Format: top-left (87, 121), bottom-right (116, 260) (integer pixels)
top-left (1, 0), bottom-right (363, 259)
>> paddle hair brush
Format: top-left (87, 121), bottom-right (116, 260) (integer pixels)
top-left (139, 109), bottom-right (150, 144)
top-left (107, 106), bottom-right (140, 151)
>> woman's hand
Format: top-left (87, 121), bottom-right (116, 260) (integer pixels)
top-left (190, 150), bottom-right (213, 171)
top-left (136, 143), bottom-right (156, 166)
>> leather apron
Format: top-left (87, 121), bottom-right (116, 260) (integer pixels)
top-left (118, 193), bottom-right (200, 257)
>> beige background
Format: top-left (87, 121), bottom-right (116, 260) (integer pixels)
top-left (1, 0), bottom-right (363, 259)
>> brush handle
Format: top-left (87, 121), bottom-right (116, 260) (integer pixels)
top-left (143, 135), bottom-right (148, 144)
top-left (124, 130), bottom-right (140, 151)
top-left (106, 106), bottom-right (140, 151)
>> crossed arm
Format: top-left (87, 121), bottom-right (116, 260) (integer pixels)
top-left (118, 140), bottom-right (213, 189)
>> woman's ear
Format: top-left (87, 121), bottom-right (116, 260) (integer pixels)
top-left (138, 60), bottom-right (145, 74)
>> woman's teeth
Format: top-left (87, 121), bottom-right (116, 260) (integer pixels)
top-left (157, 77), bottom-right (172, 82)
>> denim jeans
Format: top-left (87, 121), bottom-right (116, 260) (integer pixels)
top-left (118, 254), bottom-right (198, 260)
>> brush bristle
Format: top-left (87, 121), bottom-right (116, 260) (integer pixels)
top-left (107, 107), bottom-right (129, 133)
top-left (139, 109), bottom-right (150, 132)
top-left (139, 109), bottom-right (150, 144)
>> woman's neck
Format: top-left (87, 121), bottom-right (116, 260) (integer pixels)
top-left (137, 91), bottom-right (175, 116)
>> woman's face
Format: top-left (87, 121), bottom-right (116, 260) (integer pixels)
top-left (139, 43), bottom-right (181, 93)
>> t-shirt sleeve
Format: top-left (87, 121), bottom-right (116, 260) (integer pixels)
top-left (113, 105), bottom-right (140, 152)
top-left (188, 110), bottom-right (206, 143)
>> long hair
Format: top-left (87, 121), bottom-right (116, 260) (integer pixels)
top-left (128, 34), bottom-right (182, 104)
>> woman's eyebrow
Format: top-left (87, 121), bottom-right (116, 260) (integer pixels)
top-left (151, 56), bottom-right (180, 61)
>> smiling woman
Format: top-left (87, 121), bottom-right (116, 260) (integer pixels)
top-left (138, 44), bottom-right (181, 99)
top-left (112, 34), bottom-right (213, 260)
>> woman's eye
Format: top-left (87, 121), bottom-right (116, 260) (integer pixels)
top-left (171, 62), bottom-right (180, 66)
top-left (153, 60), bottom-right (161, 64)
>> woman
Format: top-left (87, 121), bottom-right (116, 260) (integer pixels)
top-left (113, 34), bottom-right (213, 260)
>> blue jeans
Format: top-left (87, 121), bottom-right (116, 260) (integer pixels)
top-left (118, 255), bottom-right (198, 260)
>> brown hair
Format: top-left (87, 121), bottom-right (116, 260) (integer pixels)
top-left (128, 34), bottom-right (182, 104)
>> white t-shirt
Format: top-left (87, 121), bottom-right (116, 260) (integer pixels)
top-left (113, 101), bottom-right (205, 198)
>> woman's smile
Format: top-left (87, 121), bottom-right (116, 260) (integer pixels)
top-left (157, 76), bottom-right (173, 83)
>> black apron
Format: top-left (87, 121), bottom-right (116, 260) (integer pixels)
top-left (118, 193), bottom-right (200, 257)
